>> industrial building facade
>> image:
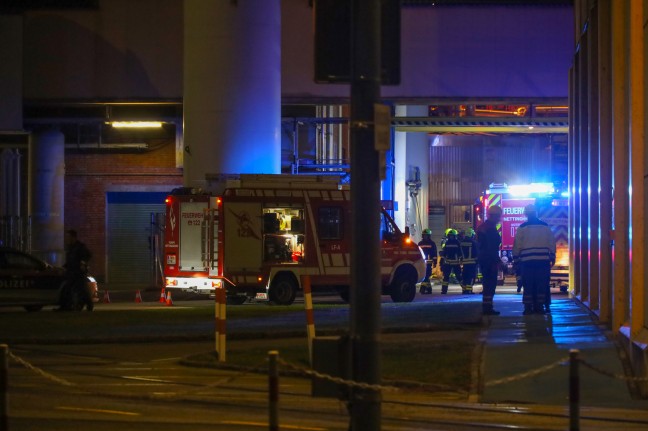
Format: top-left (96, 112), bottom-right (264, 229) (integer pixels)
top-left (570, 0), bottom-right (648, 391)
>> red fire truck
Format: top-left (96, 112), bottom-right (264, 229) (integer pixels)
top-left (475, 183), bottom-right (569, 291)
top-left (163, 174), bottom-right (425, 305)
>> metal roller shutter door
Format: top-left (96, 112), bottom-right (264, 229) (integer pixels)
top-left (106, 192), bottom-right (167, 287)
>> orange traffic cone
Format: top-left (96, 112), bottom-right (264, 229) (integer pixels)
top-left (102, 290), bottom-right (111, 303)
top-left (134, 290), bottom-right (142, 303)
top-left (159, 288), bottom-right (166, 303)
top-left (165, 290), bottom-right (173, 306)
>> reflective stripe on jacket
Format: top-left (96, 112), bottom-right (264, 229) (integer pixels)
top-left (418, 238), bottom-right (438, 261)
top-left (441, 238), bottom-right (462, 264)
top-left (460, 239), bottom-right (478, 264)
top-left (512, 218), bottom-right (556, 264)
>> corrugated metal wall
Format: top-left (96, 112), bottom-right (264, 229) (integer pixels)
top-left (428, 134), bottom-right (558, 227)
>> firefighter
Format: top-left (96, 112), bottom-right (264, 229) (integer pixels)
top-left (476, 205), bottom-right (502, 315)
top-left (513, 204), bottom-right (556, 315)
top-left (443, 227), bottom-right (461, 283)
top-left (418, 228), bottom-right (438, 294)
top-left (460, 228), bottom-right (478, 294)
top-left (440, 229), bottom-right (462, 294)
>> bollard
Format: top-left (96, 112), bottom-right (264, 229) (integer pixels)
top-left (268, 350), bottom-right (279, 431)
top-left (569, 349), bottom-right (580, 431)
top-left (1, 344), bottom-right (8, 431)
top-left (215, 288), bottom-right (227, 362)
top-left (301, 275), bottom-right (316, 365)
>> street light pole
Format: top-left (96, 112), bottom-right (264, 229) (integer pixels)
top-left (349, 0), bottom-right (382, 429)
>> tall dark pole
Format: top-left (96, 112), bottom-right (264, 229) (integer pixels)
top-left (349, 0), bottom-right (382, 430)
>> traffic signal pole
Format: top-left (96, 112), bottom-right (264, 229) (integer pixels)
top-left (349, 0), bottom-right (382, 429)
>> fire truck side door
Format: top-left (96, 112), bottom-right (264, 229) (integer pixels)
top-left (223, 202), bottom-right (263, 271)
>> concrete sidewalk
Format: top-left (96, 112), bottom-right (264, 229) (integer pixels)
top-left (480, 293), bottom-right (648, 410)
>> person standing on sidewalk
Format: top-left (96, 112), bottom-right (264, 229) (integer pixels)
top-left (476, 205), bottom-right (502, 315)
top-left (459, 228), bottom-right (478, 294)
top-left (62, 229), bottom-right (93, 311)
top-left (512, 204), bottom-right (556, 315)
top-left (418, 228), bottom-right (438, 294)
top-left (440, 229), bottom-right (462, 294)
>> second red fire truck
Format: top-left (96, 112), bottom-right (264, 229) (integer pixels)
top-left (163, 174), bottom-right (426, 305)
top-left (475, 182), bottom-right (569, 291)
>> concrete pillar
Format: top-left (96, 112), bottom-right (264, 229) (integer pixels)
top-left (588, 3), bottom-right (600, 311)
top-left (183, 0), bottom-right (281, 188)
top-left (394, 105), bottom-right (429, 242)
top-left (568, 66), bottom-right (576, 295)
top-left (628, 0), bottom-right (645, 336)
top-left (29, 130), bottom-right (65, 265)
top-left (578, 30), bottom-right (590, 303)
top-left (597, 0), bottom-right (613, 323)
top-left (611, 0), bottom-right (629, 332)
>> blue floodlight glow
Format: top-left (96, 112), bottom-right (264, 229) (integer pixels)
top-left (561, 191), bottom-right (570, 198)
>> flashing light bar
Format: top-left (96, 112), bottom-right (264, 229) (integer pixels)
top-left (109, 121), bottom-right (163, 128)
top-left (491, 182), bottom-right (555, 197)
top-left (507, 183), bottom-right (555, 197)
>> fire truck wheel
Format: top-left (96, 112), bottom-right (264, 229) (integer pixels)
top-left (269, 274), bottom-right (297, 305)
top-left (389, 273), bottom-right (417, 303)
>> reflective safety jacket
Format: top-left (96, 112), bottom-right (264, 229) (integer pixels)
top-left (459, 238), bottom-right (478, 264)
top-left (418, 238), bottom-right (438, 264)
top-left (440, 237), bottom-right (462, 265)
top-left (512, 217), bottom-right (556, 266)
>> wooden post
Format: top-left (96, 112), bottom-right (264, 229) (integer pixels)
top-left (1, 344), bottom-right (8, 431)
top-left (569, 349), bottom-right (580, 431)
top-left (268, 350), bottom-right (279, 431)
top-left (215, 287), bottom-right (226, 362)
top-left (301, 275), bottom-right (316, 365)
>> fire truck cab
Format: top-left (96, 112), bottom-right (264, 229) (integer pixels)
top-left (164, 174), bottom-right (426, 305)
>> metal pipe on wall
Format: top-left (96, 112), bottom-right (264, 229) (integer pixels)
top-left (29, 129), bottom-right (65, 265)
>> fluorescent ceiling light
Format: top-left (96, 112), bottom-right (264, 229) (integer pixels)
top-left (109, 121), bottom-right (163, 128)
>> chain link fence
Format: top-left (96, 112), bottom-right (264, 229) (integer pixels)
top-left (4, 345), bottom-right (648, 431)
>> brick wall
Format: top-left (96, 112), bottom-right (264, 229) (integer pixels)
top-left (64, 141), bottom-right (182, 283)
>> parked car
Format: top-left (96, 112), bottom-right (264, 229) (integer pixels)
top-left (0, 247), bottom-right (98, 312)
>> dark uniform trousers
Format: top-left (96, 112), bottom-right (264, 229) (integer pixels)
top-left (480, 260), bottom-right (499, 309)
top-left (441, 262), bottom-right (461, 294)
top-left (522, 261), bottom-right (550, 311)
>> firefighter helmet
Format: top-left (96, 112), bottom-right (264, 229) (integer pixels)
top-left (468, 228), bottom-right (476, 238)
top-left (447, 229), bottom-right (458, 237)
top-left (487, 205), bottom-right (503, 215)
top-left (423, 228), bottom-right (432, 235)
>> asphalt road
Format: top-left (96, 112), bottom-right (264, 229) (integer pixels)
top-left (5, 284), bottom-right (648, 430)
top-left (1, 342), bottom-right (588, 431)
